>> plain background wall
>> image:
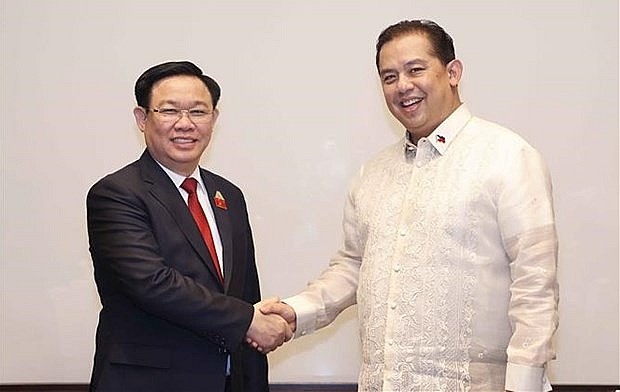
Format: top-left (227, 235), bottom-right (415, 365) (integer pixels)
top-left (1, 0), bottom-right (618, 385)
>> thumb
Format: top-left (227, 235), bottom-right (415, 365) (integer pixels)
top-left (254, 296), bottom-right (280, 308)
top-left (259, 300), bottom-right (282, 314)
top-left (262, 296), bottom-right (280, 304)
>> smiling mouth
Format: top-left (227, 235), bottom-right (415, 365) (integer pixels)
top-left (171, 137), bottom-right (197, 144)
top-left (401, 97), bottom-right (423, 108)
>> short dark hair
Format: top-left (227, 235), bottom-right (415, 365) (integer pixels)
top-left (375, 20), bottom-right (456, 71)
top-left (134, 61), bottom-right (221, 109)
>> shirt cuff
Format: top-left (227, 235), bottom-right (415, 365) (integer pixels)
top-left (505, 362), bottom-right (552, 392)
top-left (283, 295), bottom-right (317, 339)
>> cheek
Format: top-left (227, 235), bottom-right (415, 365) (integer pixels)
top-left (382, 88), bottom-right (398, 105)
top-left (381, 83), bottom-right (392, 96)
top-left (146, 126), bottom-right (169, 143)
top-left (199, 127), bottom-right (215, 143)
top-left (202, 124), bottom-right (215, 136)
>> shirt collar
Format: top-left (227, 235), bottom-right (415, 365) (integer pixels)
top-left (156, 162), bottom-right (206, 193)
top-left (403, 103), bottom-right (472, 155)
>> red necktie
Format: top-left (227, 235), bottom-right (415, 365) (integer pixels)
top-left (181, 177), bottom-right (224, 284)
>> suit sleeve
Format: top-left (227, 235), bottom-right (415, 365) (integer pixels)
top-left (87, 175), bottom-right (254, 351)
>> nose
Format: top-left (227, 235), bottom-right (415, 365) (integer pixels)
top-left (174, 111), bottom-right (196, 129)
top-left (397, 75), bottom-right (414, 93)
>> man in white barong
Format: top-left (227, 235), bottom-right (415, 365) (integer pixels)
top-left (257, 20), bottom-right (559, 392)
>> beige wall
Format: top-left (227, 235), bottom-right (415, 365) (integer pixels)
top-left (1, 0), bottom-right (618, 385)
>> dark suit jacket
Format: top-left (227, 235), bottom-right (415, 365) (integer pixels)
top-left (87, 150), bottom-right (268, 392)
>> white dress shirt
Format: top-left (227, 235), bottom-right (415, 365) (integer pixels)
top-left (286, 104), bottom-right (558, 391)
top-left (157, 163), bottom-right (224, 276)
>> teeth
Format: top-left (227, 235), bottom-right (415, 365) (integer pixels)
top-left (402, 97), bottom-right (422, 107)
top-left (173, 138), bottom-right (194, 143)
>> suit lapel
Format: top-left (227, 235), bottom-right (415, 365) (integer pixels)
top-left (138, 151), bottom-right (224, 289)
top-left (201, 170), bottom-right (234, 292)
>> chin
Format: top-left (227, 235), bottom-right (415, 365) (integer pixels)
top-left (396, 111), bottom-right (419, 126)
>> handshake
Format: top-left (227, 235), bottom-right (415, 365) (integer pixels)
top-left (245, 298), bottom-right (297, 354)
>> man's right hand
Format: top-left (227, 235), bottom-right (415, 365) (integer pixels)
top-left (259, 300), bottom-right (297, 334)
top-left (245, 299), bottom-right (293, 354)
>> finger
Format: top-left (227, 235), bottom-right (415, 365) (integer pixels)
top-left (284, 327), bottom-right (293, 341)
top-left (259, 301), bottom-right (279, 314)
top-left (257, 297), bottom-right (280, 309)
top-left (263, 296), bottom-right (280, 303)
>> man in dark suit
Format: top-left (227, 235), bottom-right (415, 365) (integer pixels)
top-left (87, 61), bottom-right (291, 392)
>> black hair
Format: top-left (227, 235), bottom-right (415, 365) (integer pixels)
top-left (375, 20), bottom-right (456, 71)
top-left (134, 61), bottom-right (221, 108)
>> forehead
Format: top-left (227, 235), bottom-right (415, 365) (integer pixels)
top-left (378, 33), bottom-right (436, 69)
top-left (151, 75), bottom-right (212, 104)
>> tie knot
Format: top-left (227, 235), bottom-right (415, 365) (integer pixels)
top-left (181, 177), bottom-right (198, 194)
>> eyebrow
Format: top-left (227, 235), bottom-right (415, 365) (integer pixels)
top-left (157, 99), bottom-right (211, 108)
top-left (379, 59), bottom-right (429, 76)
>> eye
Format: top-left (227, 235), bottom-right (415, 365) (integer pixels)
top-left (189, 109), bottom-right (210, 117)
top-left (410, 67), bottom-right (424, 74)
top-left (382, 74), bottom-right (397, 84)
top-left (158, 108), bottom-right (180, 115)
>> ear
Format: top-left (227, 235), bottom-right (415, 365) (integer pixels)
top-left (446, 59), bottom-right (463, 87)
top-left (133, 106), bottom-right (147, 132)
top-left (211, 108), bottom-right (220, 126)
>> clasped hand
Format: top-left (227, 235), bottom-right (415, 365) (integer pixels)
top-left (245, 297), bottom-right (297, 354)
